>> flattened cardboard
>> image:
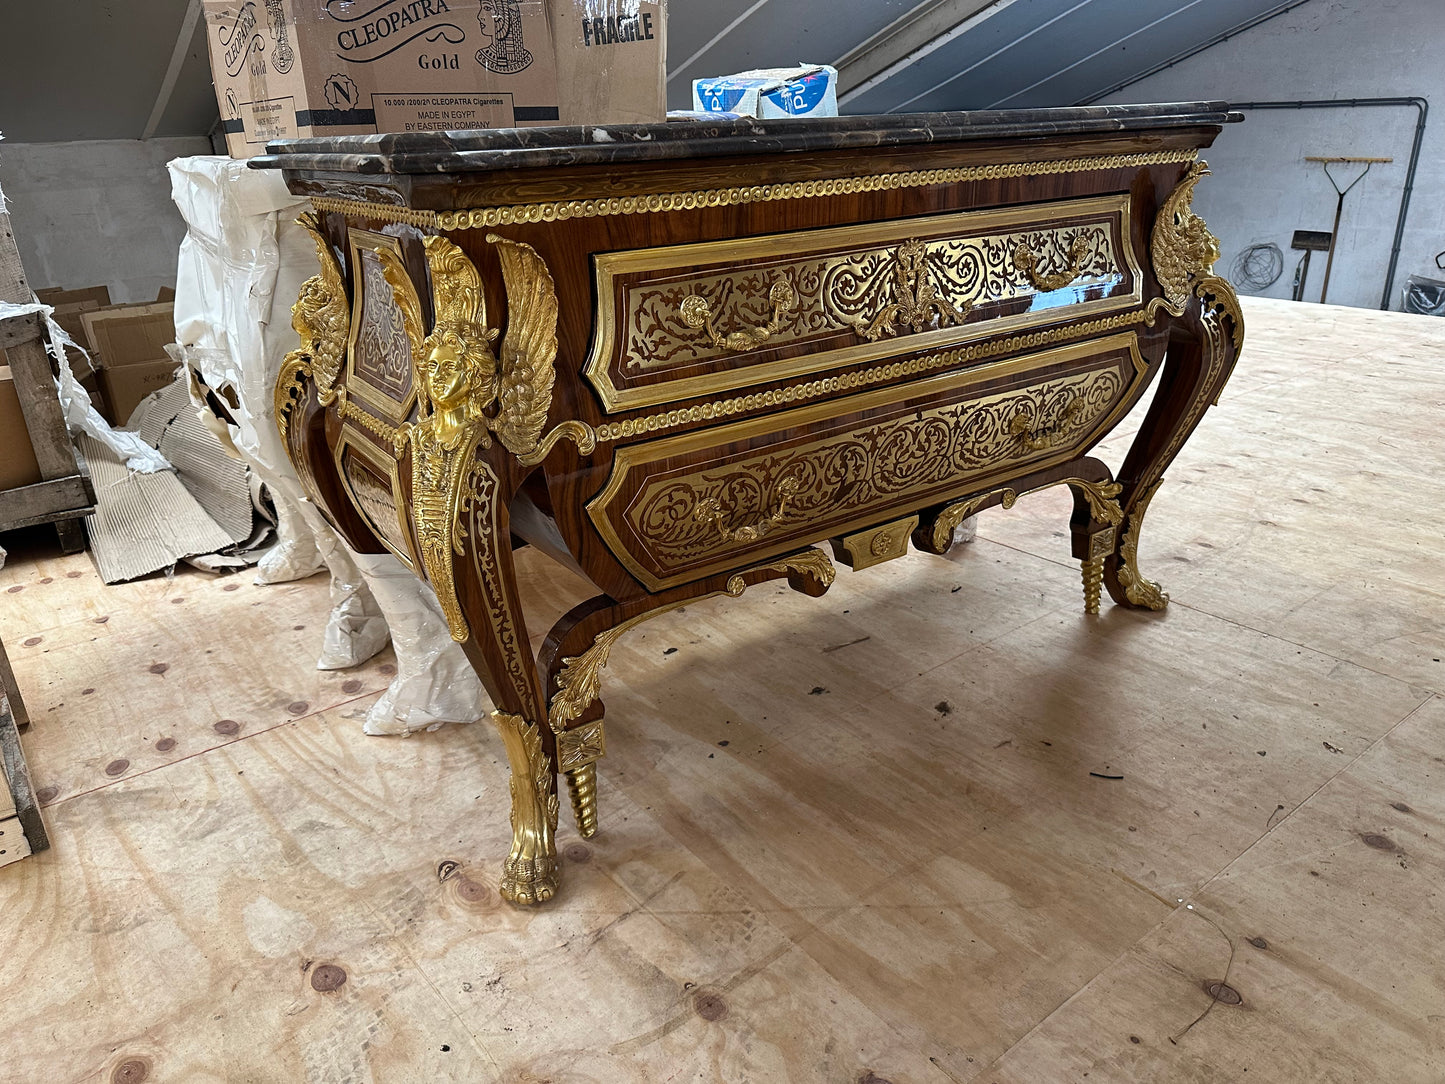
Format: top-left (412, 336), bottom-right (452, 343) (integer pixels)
top-left (130, 381), bottom-right (253, 543)
top-left (77, 432), bottom-right (236, 584)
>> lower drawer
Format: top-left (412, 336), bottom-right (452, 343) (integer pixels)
top-left (588, 331), bottom-right (1147, 591)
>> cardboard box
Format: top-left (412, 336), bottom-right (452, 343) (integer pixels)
top-left (202, 0), bottom-right (665, 157)
top-left (0, 366), bottom-right (43, 492)
top-left (82, 303), bottom-right (181, 426)
top-left (102, 361), bottom-right (182, 426)
top-left (693, 65), bottom-right (838, 119)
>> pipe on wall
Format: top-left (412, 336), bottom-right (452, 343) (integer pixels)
top-left (1230, 97), bottom-right (1429, 310)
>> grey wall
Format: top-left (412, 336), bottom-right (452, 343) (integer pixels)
top-left (1100, 0), bottom-right (1443, 310)
top-left (0, 138), bottom-right (211, 303)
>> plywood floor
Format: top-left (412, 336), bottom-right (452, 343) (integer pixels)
top-left (1, 297), bottom-right (1442, 1083)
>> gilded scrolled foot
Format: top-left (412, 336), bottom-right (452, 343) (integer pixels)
top-left (1081, 555), bottom-right (1105, 615)
top-left (566, 763), bottom-right (599, 839)
top-left (1114, 484), bottom-right (1170, 611)
top-left (490, 710), bottom-right (560, 907)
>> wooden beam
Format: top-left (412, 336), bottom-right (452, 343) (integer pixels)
top-left (0, 310), bottom-right (42, 351)
top-left (0, 476), bottom-right (94, 531)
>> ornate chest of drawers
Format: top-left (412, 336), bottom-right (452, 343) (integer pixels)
top-left (254, 103), bottom-right (1244, 905)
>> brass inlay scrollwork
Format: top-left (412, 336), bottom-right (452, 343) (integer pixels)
top-left (1010, 396), bottom-right (1085, 450)
top-left (694, 475), bottom-right (800, 545)
top-left (624, 370), bottom-right (1120, 577)
top-left (308, 149), bottom-right (1197, 229)
top-left (680, 271), bottom-right (796, 352)
top-left (275, 212), bottom-right (349, 444)
top-left (1014, 235), bottom-right (1090, 291)
top-left (345, 231), bottom-right (418, 421)
top-left (853, 238), bottom-right (972, 342)
top-left (490, 709), bottom-right (560, 906)
top-left (590, 335), bottom-right (1147, 591)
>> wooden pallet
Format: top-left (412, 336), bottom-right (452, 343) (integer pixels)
top-left (0, 190), bottom-right (95, 551)
top-left (0, 634), bottom-right (46, 863)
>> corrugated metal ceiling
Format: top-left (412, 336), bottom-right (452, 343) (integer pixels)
top-left (0, 0), bottom-right (1299, 143)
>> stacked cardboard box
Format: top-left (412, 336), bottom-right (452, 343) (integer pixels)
top-left (0, 366), bottom-right (43, 491)
top-left (81, 302), bottom-right (180, 426)
top-left (202, 0), bottom-right (666, 158)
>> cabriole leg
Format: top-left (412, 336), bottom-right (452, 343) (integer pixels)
top-left (443, 457), bottom-right (561, 905)
top-left (1106, 166), bottom-right (1243, 610)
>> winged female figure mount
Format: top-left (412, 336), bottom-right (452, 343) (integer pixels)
top-left (373, 233), bottom-right (595, 642)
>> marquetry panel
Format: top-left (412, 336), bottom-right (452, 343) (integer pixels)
top-left (588, 332), bottom-right (1148, 591)
top-left (585, 194), bottom-right (1142, 412)
top-left (345, 229), bottom-right (419, 424)
top-left (333, 430), bottom-right (415, 569)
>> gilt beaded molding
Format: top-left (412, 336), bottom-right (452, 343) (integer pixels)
top-left (306, 150), bottom-right (1198, 228)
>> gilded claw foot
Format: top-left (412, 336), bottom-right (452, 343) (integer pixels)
top-left (491, 710), bottom-right (560, 907)
top-left (566, 763), bottom-right (599, 839)
top-left (499, 854), bottom-right (559, 906)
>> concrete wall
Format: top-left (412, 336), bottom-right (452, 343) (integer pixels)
top-left (1102, 0), bottom-right (1442, 310)
top-left (0, 137), bottom-right (211, 304)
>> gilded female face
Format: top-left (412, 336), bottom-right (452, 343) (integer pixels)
top-left (426, 328), bottom-right (469, 406)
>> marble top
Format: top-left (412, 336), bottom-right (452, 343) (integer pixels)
top-left (250, 103), bottom-right (1239, 176)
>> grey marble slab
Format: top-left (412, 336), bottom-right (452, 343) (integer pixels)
top-left (249, 103), bottom-right (1240, 177)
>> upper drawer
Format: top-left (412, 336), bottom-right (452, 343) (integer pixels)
top-left (584, 193), bottom-right (1143, 413)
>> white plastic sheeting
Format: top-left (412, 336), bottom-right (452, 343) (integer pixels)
top-left (167, 155), bottom-right (488, 733)
top-left (0, 297), bottom-right (171, 473)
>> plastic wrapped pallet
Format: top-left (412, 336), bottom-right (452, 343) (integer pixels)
top-left (167, 155), bottom-right (488, 734)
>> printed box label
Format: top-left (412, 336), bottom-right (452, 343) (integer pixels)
top-left (372, 92), bottom-right (515, 131)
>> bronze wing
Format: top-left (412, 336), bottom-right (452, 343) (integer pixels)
top-left (487, 233), bottom-right (559, 460)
